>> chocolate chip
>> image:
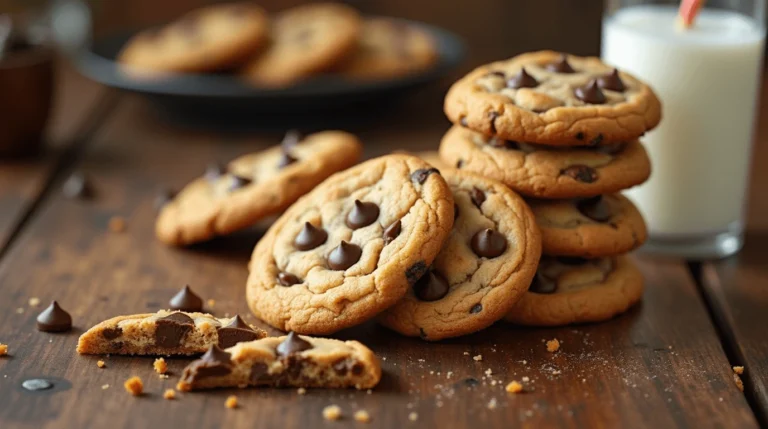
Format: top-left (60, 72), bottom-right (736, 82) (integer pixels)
top-left (470, 303), bottom-right (482, 314)
top-left (217, 315), bottom-right (260, 349)
top-left (595, 142), bottom-right (625, 155)
top-left (471, 228), bottom-right (507, 258)
top-left (169, 285), bottom-right (203, 312)
top-left (561, 165), bottom-right (598, 183)
top-left (205, 163), bottom-right (226, 181)
top-left (598, 68), bottom-right (625, 92)
top-left (459, 117), bottom-right (468, 127)
top-left (486, 71), bottom-right (506, 78)
top-left (346, 200), bottom-right (379, 229)
top-left (574, 80), bottom-right (606, 104)
top-left (413, 271), bottom-right (449, 301)
top-left (411, 168), bottom-right (439, 185)
top-left (488, 137), bottom-right (520, 150)
top-left (36, 301), bottom-right (72, 332)
top-left (294, 222), bottom-right (328, 250)
top-left (328, 241), bottom-right (362, 270)
top-left (507, 67), bottom-right (538, 89)
top-left (229, 174), bottom-right (252, 191)
top-left (529, 272), bottom-right (557, 294)
top-left (488, 111), bottom-right (499, 133)
top-left (281, 129), bottom-right (302, 151)
top-left (155, 312), bottom-right (194, 348)
top-left (590, 134), bottom-right (604, 146)
top-left (470, 187), bottom-right (486, 208)
top-left (546, 54), bottom-right (575, 73)
top-left (276, 332), bottom-right (313, 357)
top-left (277, 151), bottom-right (298, 168)
top-left (62, 172), bottom-right (93, 199)
top-left (577, 196), bottom-right (611, 222)
top-left (250, 362), bottom-right (270, 384)
top-left (154, 189), bottom-right (175, 211)
top-left (21, 379), bottom-right (53, 391)
top-left (405, 261), bottom-right (428, 285)
top-left (278, 272), bottom-right (301, 286)
top-left (383, 220), bottom-right (401, 244)
top-left (456, 159), bottom-right (464, 168)
top-left (102, 327), bottom-right (122, 340)
top-left (576, 132), bottom-right (585, 140)
top-left (184, 345), bottom-right (233, 381)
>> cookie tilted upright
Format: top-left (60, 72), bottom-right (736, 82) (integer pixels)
top-left (247, 155), bottom-right (454, 335)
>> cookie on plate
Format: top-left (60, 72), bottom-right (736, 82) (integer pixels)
top-left (241, 3), bottom-right (361, 87)
top-left (156, 131), bottom-right (362, 246)
top-left (246, 154), bottom-right (454, 335)
top-left (177, 332), bottom-right (380, 391)
top-left (439, 125), bottom-right (650, 198)
top-left (529, 194), bottom-right (647, 258)
top-left (118, 2), bottom-right (269, 74)
top-left (77, 311), bottom-right (267, 355)
top-left (339, 18), bottom-right (438, 80)
top-left (505, 255), bottom-right (643, 327)
top-left (444, 51), bottom-right (661, 146)
top-left (379, 169), bottom-right (540, 340)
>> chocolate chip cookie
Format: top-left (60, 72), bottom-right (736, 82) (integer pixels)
top-left (241, 3), bottom-right (361, 87)
top-left (439, 125), bottom-right (650, 198)
top-left (444, 51), bottom-right (662, 146)
top-left (246, 154), bottom-right (454, 335)
top-left (505, 255), bottom-right (643, 326)
top-left (77, 311), bottom-right (267, 355)
top-left (379, 169), bottom-right (541, 340)
top-left (339, 18), bottom-right (438, 80)
top-left (156, 131), bottom-right (362, 246)
top-left (529, 194), bottom-right (647, 258)
top-left (177, 333), bottom-right (380, 391)
top-left (118, 2), bottom-right (269, 74)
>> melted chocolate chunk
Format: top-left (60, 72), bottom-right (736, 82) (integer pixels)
top-left (546, 54), bottom-right (575, 73)
top-left (456, 159), bottom-right (464, 168)
top-left (470, 187), bottom-right (486, 208)
top-left (217, 315), bottom-right (259, 349)
top-left (169, 285), bottom-right (203, 312)
top-left (205, 163), bottom-right (226, 182)
top-left (574, 80), bottom-right (606, 104)
top-left (413, 271), bottom-right (449, 301)
top-left (154, 312), bottom-right (194, 348)
top-left (154, 189), bottom-right (176, 211)
top-left (276, 332), bottom-right (313, 357)
top-left (346, 200), bottom-right (379, 229)
top-left (185, 345), bottom-right (233, 381)
top-left (470, 303), bottom-right (483, 314)
top-left (36, 301), bottom-right (72, 332)
top-left (383, 220), bottom-right (402, 244)
top-left (102, 327), bottom-right (122, 340)
top-left (229, 174), bottom-right (252, 192)
top-left (411, 168), bottom-right (440, 185)
top-left (561, 165), bottom-right (598, 183)
top-left (577, 195), bottom-right (611, 222)
top-left (597, 68), bottom-right (625, 92)
top-left (328, 241), bottom-right (362, 270)
top-left (470, 229), bottom-right (507, 258)
top-left (405, 261), bottom-right (428, 285)
top-left (529, 272), bottom-right (557, 294)
top-left (277, 151), bottom-right (298, 168)
top-left (278, 272), bottom-right (301, 286)
top-left (294, 222), bottom-right (328, 250)
top-left (62, 172), bottom-right (93, 199)
top-left (507, 68), bottom-right (538, 89)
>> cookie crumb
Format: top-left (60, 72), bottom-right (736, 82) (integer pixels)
top-left (323, 405), bottom-right (342, 421)
top-left (366, 389), bottom-right (372, 395)
top-left (15, 307), bottom-right (24, 314)
top-left (124, 376), bottom-right (143, 396)
top-left (354, 410), bottom-right (371, 423)
top-left (546, 339), bottom-right (560, 353)
top-left (28, 297), bottom-right (40, 307)
top-left (159, 374), bottom-right (169, 379)
top-left (101, 384), bottom-right (109, 390)
top-left (463, 351), bottom-right (469, 356)
top-left (108, 216), bottom-right (126, 233)
top-left (473, 354), bottom-right (483, 361)
top-left (163, 389), bottom-right (176, 400)
top-left (225, 395), bottom-right (238, 409)
top-left (522, 376), bottom-right (530, 383)
top-left (446, 371), bottom-right (453, 379)
top-left (733, 366), bottom-right (744, 375)
top-left (207, 299), bottom-right (215, 308)
top-left (487, 398), bottom-right (498, 409)
top-left (0, 344), bottom-right (7, 356)
top-left (506, 381), bottom-right (524, 393)
top-left (297, 387), bottom-right (307, 395)
top-left (154, 358), bottom-right (167, 374)
top-left (408, 412), bottom-right (418, 422)
top-left (485, 368), bottom-right (493, 376)
top-left (97, 360), bottom-right (106, 368)
top-left (733, 373), bottom-right (744, 392)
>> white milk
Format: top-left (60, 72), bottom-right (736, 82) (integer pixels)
top-left (602, 5), bottom-right (765, 237)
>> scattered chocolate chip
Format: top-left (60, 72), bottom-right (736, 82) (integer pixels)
top-left (22, 379), bottom-right (53, 391)
top-left (577, 196), bottom-right (611, 222)
top-left (574, 80), bottom-right (606, 104)
top-left (470, 187), bottom-right (486, 208)
top-left (328, 241), bottom-right (362, 270)
top-left (185, 345), bottom-right (233, 380)
top-left (205, 163), bottom-right (226, 181)
top-left (217, 315), bottom-right (260, 349)
top-left (488, 111), bottom-right (499, 133)
top-left (459, 117), bottom-right (468, 127)
top-left (561, 165), bottom-right (598, 183)
top-left (557, 256), bottom-right (589, 265)
top-left (471, 228), bottom-right (507, 258)
top-left (470, 304), bottom-right (482, 314)
top-left (281, 129), bottom-right (302, 151)
top-left (413, 271), bottom-right (449, 301)
top-left (546, 54), bottom-right (575, 73)
top-left (595, 142), bottom-right (625, 155)
top-left (383, 220), bottom-right (401, 244)
top-left (405, 261), bottom-right (428, 285)
top-left (294, 222), bottom-right (328, 250)
top-left (277, 152), bottom-right (298, 168)
top-left (278, 272), bottom-right (301, 286)
top-left (529, 272), bottom-right (557, 294)
top-left (155, 312), bottom-right (194, 348)
top-left (346, 200), bottom-right (379, 229)
top-left (102, 327), bottom-right (122, 340)
top-left (169, 285), bottom-right (203, 312)
top-left (62, 172), bottom-right (93, 199)
top-left (154, 189), bottom-right (175, 211)
top-left (276, 332), bottom-right (313, 357)
top-left (411, 168), bottom-right (440, 185)
top-left (590, 134), bottom-right (604, 146)
top-left (486, 71), bottom-right (506, 78)
top-left (507, 68), bottom-right (538, 89)
top-left (456, 159), bottom-right (464, 168)
top-left (228, 174), bottom-right (252, 192)
top-left (597, 68), bottom-right (625, 92)
top-left (36, 301), bottom-right (72, 332)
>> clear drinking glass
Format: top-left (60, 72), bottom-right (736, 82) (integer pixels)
top-left (601, 0), bottom-right (766, 259)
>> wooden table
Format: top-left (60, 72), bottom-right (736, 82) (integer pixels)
top-left (1, 2), bottom-right (767, 428)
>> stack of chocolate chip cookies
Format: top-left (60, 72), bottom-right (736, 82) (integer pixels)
top-left (438, 50), bottom-right (662, 327)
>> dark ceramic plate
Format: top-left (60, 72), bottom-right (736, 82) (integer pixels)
top-left (70, 18), bottom-right (465, 118)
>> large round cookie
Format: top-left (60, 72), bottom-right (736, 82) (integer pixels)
top-left (119, 2), bottom-right (268, 74)
top-left (156, 131), bottom-right (362, 246)
top-left (339, 18), bottom-right (438, 80)
top-left (444, 51), bottom-right (662, 146)
top-left (241, 3), bottom-right (361, 87)
top-left (529, 194), bottom-right (647, 258)
top-left (247, 155), bottom-right (455, 335)
top-left (439, 125), bottom-right (650, 199)
top-left (379, 169), bottom-right (540, 340)
top-left (505, 255), bottom-right (644, 326)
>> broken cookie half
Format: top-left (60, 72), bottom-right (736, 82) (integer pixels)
top-left (177, 332), bottom-right (381, 391)
top-left (77, 310), bottom-right (267, 355)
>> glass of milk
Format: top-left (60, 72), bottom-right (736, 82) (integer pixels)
top-left (602, 0), bottom-right (766, 259)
